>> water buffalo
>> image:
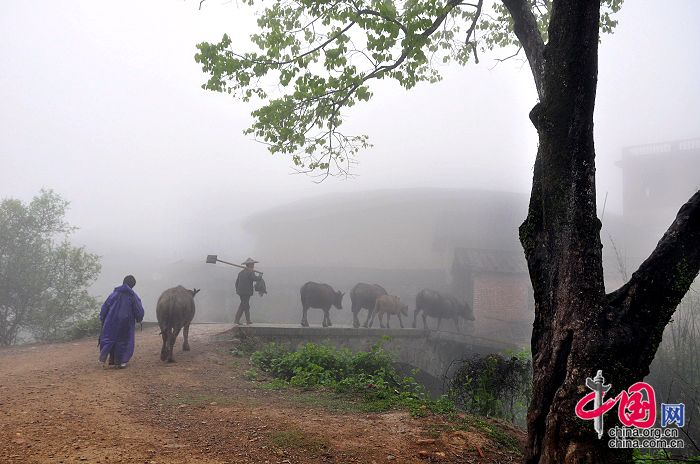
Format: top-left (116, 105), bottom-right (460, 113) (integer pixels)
top-left (156, 286), bottom-right (200, 362)
top-left (369, 294), bottom-right (408, 329)
top-left (350, 282), bottom-right (388, 328)
top-left (413, 289), bottom-right (474, 332)
top-left (300, 282), bottom-right (344, 327)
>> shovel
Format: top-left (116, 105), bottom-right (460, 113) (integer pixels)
top-left (206, 255), bottom-right (264, 275)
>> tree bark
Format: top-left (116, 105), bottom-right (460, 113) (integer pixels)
top-left (515, 0), bottom-right (700, 462)
top-left (520, 1), bottom-right (609, 461)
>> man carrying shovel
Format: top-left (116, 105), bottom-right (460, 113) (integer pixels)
top-left (235, 257), bottom-right (262, 325)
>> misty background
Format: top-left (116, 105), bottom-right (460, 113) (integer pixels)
top-left (1, 0), bottom-right (699, 324)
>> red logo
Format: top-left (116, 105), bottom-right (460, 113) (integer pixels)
top-left (575, 370), bottom-right (656, 438)
top-left (576, 382), bottom-right (656, 427)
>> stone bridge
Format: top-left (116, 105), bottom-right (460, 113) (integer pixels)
top-left (216, 324), bottom-right (523, 382)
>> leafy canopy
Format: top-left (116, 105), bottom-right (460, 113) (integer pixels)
top-left (195, 0), bottom-right (622, 177)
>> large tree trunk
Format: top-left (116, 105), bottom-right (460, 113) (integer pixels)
top-left (507, 0), bottom-right (700, 462)
top-left (520, 1), bottom-right (609, 461)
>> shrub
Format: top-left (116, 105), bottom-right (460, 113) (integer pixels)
top-left (449, 350), bottom-right (532, 426)
top-left (249, 341), bottom-right (449, 415)
top-left (63, 311), bottom-right (102, 341)
top-left (250, 342), bottom-right (289, 371)
top-left (646, 289), bottom-right (700, 456)
top-left (244, 368), bottom-right (261, 381)
top-left (633, 449), bottom-right (700, 463)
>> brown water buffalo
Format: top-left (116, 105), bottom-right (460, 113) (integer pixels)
top-left (413, 289), bottom-right (474, 332)
top-left (300, 282), bottom-right (344, 327)
top-left (156, 286), bottom-right (200, 362)
top-left (369, 294), bottom-right (408, 329)
top-left (350, 282), bottom-right (387, 328)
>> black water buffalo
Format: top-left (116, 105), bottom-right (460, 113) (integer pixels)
top-left (413, 289), bottom-right (474, 332)
top-left (300, 282), bottom-right (344, 327)
top-left (350, 282), bottom-right (387, 328)
top-left (156, 286), bottom-right (200, 362)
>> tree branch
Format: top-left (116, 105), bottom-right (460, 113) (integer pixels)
top-left (355, 8), bottom-right (408, 35)
top-left (463, 0), bottom-right (483, 45)
top-left (281, 0), bottom-right (465, 159)
top-left (501, 0), bottom-right (545, 100)
top-left (607, 189), bottom-right (700, 332)
top-left (231, 20), bottom-right (358, 67)
top-left (422, 0), bottom-right (464, 37)
top-left (489, 45), bottom-right (525, 70)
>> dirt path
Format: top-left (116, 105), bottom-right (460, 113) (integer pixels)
top-left (0, 325), bottom-right (524, 464)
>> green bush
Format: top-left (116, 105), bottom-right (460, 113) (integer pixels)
top-left (250, 342), bottom-right (289, 371)
top-left (244, 368), bottom-right (261, 381)
top-left (249, 341), bottom-right (451, 415)
top-left (633, 449), bottom-right (700, 463)
top-left (63, 311), bottom-right (102, 341)
top-left (449, 350), bottom-right (532, 426)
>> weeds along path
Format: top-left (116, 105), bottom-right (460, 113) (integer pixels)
top-left (0, 324), bottom-right (524, 463)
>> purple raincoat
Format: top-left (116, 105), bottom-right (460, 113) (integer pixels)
top-left (99, 284), bottom-right (145, 364)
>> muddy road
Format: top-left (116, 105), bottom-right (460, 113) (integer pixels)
top-left (0, 324), bottom-right (523, 463)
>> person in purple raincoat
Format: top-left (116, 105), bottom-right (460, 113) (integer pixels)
top-left (99, 275), bottom-right (145, 369)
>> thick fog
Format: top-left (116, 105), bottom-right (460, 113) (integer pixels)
top-left (2, 0), bottom-right (699, 322)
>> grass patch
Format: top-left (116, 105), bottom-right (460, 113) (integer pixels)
top-left (284, 389), bottom-right (407, 414)
top-left (243, 368), bottom-right (262, 381)
top-left (458, 416), bottom-right (521, 452)
top-left (269, 428), bottom-right (329, 453)
top-left (633, 450), bottom-right (700, 463)
top-left (248, 341), bottom-right (454, 417)
top-left (260, 378), bottom-right (289, 390)
top-left (237, 342), bottom-right (525, 457)
top-left (233, 333), bottom-right (264, 355)
top-left (414, 415), bottom-right (521, 453)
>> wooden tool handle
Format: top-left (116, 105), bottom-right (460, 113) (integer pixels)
top-left (216, 258), bottom-right (264, 275)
